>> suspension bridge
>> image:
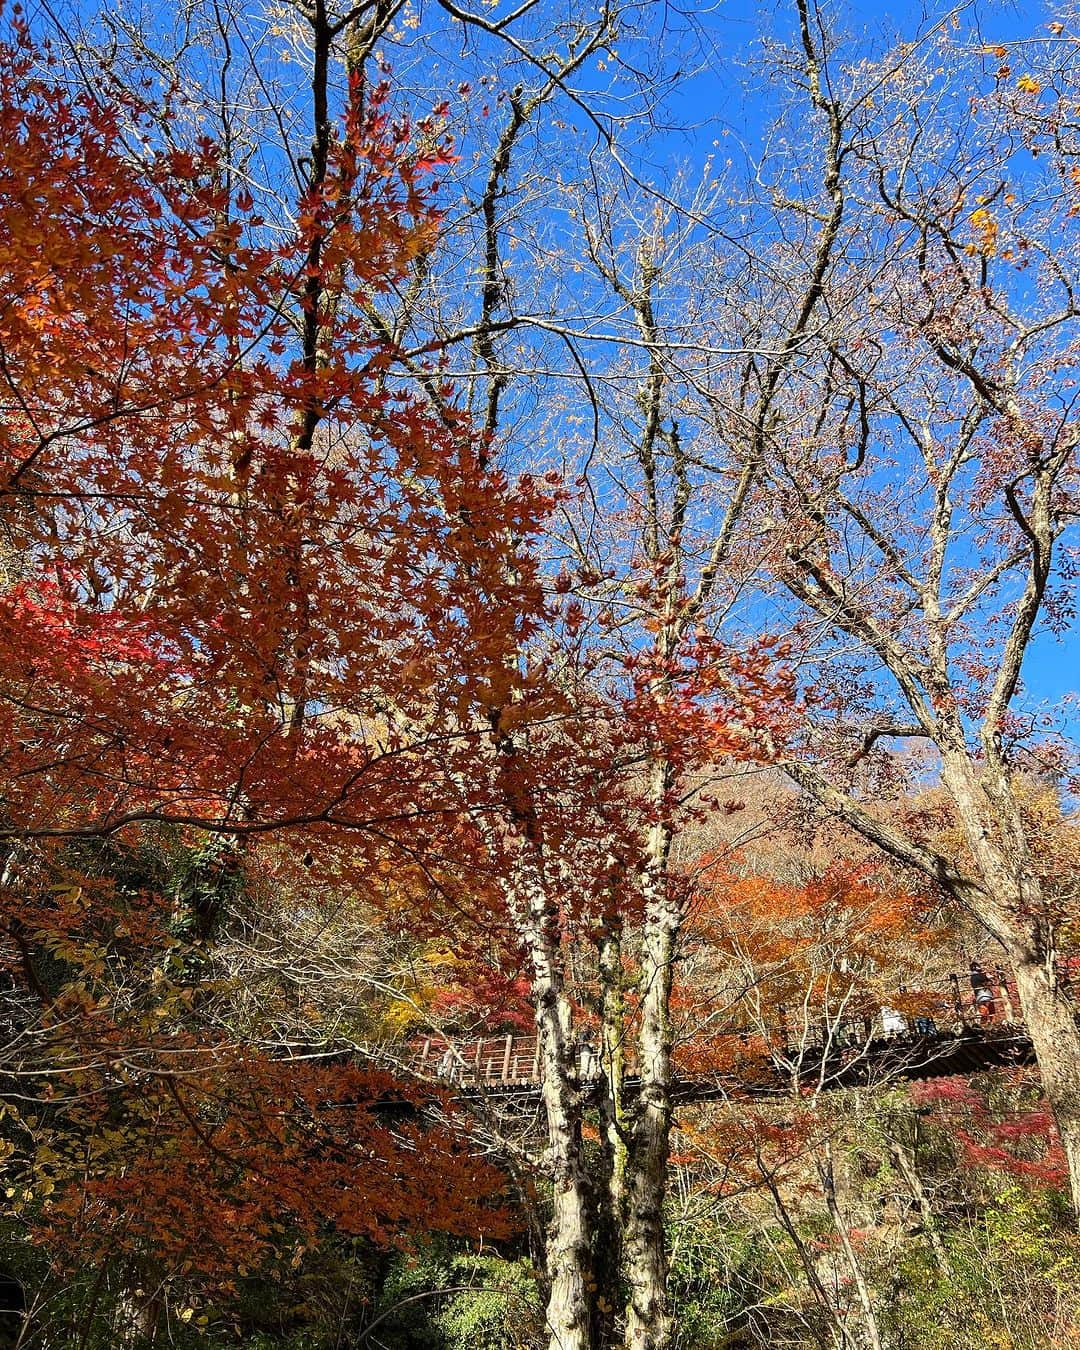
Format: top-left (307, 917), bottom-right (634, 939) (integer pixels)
top-left (360, 966), bottom-right (1053, 1101)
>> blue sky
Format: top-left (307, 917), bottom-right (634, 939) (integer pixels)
top-left (658, 0), bottom-right (1078, 741)
top-left (26, 0), bottom-right (1079, 744)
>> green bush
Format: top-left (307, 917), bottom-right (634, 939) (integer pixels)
top-left (362, 1243), bottom-right (542, 1350)
top-left (873, 1185), bottom-right (1080, 1350)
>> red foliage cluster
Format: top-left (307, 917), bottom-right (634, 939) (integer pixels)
top-left (913, 1075), bottom-right (1068, 1188)
top-left (28, 1054), bottom-right (513, 1290)
top-left (0, 18), bottom-right (553, 864)
top-left (0, 13), bottom-right (532, 1288)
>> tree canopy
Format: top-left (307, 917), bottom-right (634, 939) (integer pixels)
top-left (1, 2), bottom-right (1078, 1349)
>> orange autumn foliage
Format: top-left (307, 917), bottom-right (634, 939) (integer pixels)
top-left (0, 17), bottom-right (553, 865)
top-left (676, 860), bottom-right (943, 1077)
top-left (0, 13), bottom-right (533, 1287)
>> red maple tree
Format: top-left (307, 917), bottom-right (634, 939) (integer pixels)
top-left (0, 14), bottom-right (542, 1325)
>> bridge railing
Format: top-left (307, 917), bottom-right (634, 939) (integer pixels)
top-left (361, 962), bottom-right (1061, 1090)
top-left (765, 966), bottom-right (1027, 1058)
top-left (402, 1033), bottom-right (543, 1086)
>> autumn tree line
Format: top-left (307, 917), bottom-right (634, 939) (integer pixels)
top-left (0, 0), bottom-right (1078, 1346)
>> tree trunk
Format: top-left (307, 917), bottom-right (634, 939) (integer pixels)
top-left (819, 1145), bottom-right (883, 1350)
top-left (623, 927), bottom-right (674, 1349)
top-left (594, 918), bottom-right (627, 1348)
top-left (1008, 948), bottom-right (1080, 1217)
top-left (544, 1150), bottom-right (594, 1350)
top-left (599, 919), bottom-right (628, 1224)
top-left (515, 858), bottom-right (596, 1350)
top-left (939, 752), bottom-right (1080, 1219)
top-left (624, 768), bottom-right (676, 1350)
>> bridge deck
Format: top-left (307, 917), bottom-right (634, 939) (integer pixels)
top-left (363, 1018), bottom-right (1039, 1099)
top-left (352, 966), bottom-right (1073, 1098)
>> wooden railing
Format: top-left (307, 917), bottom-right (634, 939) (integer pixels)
top-left (357, 964), bottom-right (1061, 1094)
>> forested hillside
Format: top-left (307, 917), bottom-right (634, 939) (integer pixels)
top-left (1, 0), bottom-right (1078, 1346)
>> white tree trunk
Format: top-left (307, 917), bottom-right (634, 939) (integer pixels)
top-left (1009, 951), bottom-right (1080, 1216)
top-left (514, 860), bottom-right (595, 1350)
top-left (624, 765), bottom-right (676, 1350)
top-left (623, 913), bottom-right (675, 1350)
top-left (595, 918), bottom-right (628, 1344)
top-left (940, 753), bottom-right (1080, 1217)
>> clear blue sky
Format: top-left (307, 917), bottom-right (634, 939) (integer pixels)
top-left (660, 0), bottom-right (1077, 742)
top-left (28, 0), bottom-right (1079, 743)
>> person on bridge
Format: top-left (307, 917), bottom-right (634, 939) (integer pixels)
top-left (436, 1046), bottom-right (460, 1084)
top-left (970, 961), bottom-right (996, 1024)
